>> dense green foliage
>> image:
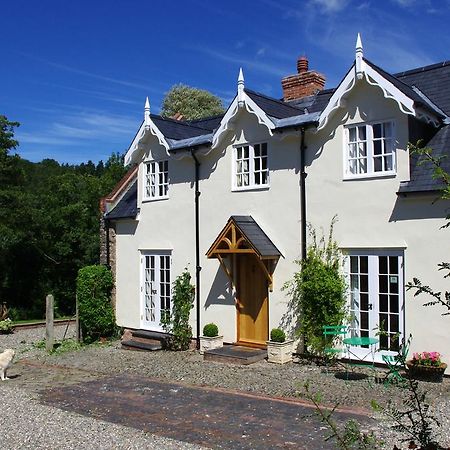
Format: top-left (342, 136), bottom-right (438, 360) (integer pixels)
top-left (161, 84), bottom-right (225, 120)
top-left (202, 323), bottom-right (218, 337)
top-left (284, 219), bottom-right (347, 354)
top-left (0, 115), bottom-right (128, 319)
top-left (270, 328), bottom-right (286, 343)
top-left (76, 265), bottom-right (117, 343)
top-left (161, 269), bottom-right (195, 350)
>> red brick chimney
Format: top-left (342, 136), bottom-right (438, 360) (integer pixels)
top-left (281, 56), bottom-right (326, 101)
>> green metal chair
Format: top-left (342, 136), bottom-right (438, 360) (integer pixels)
top-left (382, 337), bottom-right (411, 385)
top-left (322, 325), bottom-right (348, 372)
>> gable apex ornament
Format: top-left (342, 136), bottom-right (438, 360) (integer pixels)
top-left (144, 96), bottom-right (151, 129)
top-left (355, 33), bottom-right (364, 80)
top-left (238, 67), bottom-right (245, 108)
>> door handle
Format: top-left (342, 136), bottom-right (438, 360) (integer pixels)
top-left (368, 303), bottom-right (373, 310)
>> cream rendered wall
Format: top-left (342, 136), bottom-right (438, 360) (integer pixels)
top-left (115, 112), bottom-right (304, 342)
top-left (115, 135), bottom-right (196, 330)
top-left (198, 110), bottom-right (303, 343)
top-left (305, 79), bottom-right (450, 365)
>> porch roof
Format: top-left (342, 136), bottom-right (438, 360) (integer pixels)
top-left (206, 215), bottom-right (282, 259)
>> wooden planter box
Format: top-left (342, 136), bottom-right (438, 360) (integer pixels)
top-left (199, 335), bottom-right (223, 355)
top-left (406, 360), bottom-right (447, 383)
top-left (267, 340), bottom-right (294, 364)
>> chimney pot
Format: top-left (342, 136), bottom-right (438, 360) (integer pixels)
top-left (297, 56), bottom-right (308, 74)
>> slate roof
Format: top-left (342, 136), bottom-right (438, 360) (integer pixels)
top-left (287, 89), bottom-right (334, 113)
top-left (245, 89), bottom-right (303, 119)
top-left (151, 114), bottom-right (213, 140)
top-left (396, 61), bottom-right (450, 117)
top-left (399, 125), bottom-right (450, 193)
top-left (105, 181), bottom-right (138, 220)
top-left (232, 216), bottom-right (282, 258)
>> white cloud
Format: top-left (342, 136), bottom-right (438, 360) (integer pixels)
top-left (17, 110), bottom-right (138, 149)
top-left (308, 0), bottom-right (351, 13)
top-left (256, 48), bottom-right (266, 57)
top-left (186, 45), bottom-right (288, 77)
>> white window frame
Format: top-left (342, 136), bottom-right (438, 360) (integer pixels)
top-left (140, 250), bottom-right (172, 332)
top-left (344, 249), bottom-right (404, 362)
top-left (143, 159), bottom-right (169, 201)
top-left (232, 142), bottom-right (270, 191)
top-left (343, 121), bottom-right (396, 179)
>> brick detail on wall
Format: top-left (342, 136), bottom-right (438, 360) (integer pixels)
top-left (99, 216), bottom-right (117, 311)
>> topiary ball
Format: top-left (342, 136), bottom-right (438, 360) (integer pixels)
top-left (203, 323), bottom-right (219, 337)
top-left (270, 328), bottom-right (286, 343)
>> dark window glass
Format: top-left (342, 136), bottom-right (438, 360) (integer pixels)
top-left (360, 275), bottom-right (368, 293)
top-left (390, 314), bottom-right (399, 333)
top-left (350, 256), bottom-right (358, 273)
top-left (389, 256), bottom-right (398, 274)
top-left (360, 293), bottom-right (369, 311)
top-left (360, 256), bottom-right (368, 273)
top-left (380, 294), bottom-right (388, 312)
top-left (390, 296), bottom-right (399, 313)
top-left (379, 256), bottom-right (388, 274)
top-left (379, 275), bottom-right (388, 293)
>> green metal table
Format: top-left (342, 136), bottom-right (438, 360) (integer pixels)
top-left (343, 336), bottom-right (379, 366)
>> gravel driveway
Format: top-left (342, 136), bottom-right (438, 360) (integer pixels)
top-left (1, 325), bottom-right (450, 449)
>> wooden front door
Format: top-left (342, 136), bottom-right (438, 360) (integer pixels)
top-left (236, 254), bottom-right (268, 347)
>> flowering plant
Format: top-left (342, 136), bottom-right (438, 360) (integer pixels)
top-left (412, 351), bottom-right (442, 367)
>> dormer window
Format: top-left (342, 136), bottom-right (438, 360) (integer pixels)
top-left (233, 143), bottom-right (269, 190)
top-left (345, 122), bottom-right (395, 178)
top-left (143, 160), bottom-right (169, 200)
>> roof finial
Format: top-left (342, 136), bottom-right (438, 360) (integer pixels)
top-left (238, 67), bottom-right (245, 107)
top-left (355, 33), bottom-right (364, 80)
top-left (144, 96), bottom-right (150, 128)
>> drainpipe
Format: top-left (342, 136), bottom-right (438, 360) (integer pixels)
top-left (300, 127), bottom-right (307, 261)
top-left (190, 149), bottom-right (201, 350)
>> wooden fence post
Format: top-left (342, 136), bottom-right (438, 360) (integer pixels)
top-left (46, 294), bottom-right (54, 352)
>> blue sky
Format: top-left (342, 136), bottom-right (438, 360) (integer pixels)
top-left (3, 0), bottom-right (450, 164)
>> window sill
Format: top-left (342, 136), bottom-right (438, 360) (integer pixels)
top-left (231, 185), bottom-right (270, 192)
top-left (343, 171), bottom-right (396, 181)
top-left (142, 196), bottom-right (169, 203)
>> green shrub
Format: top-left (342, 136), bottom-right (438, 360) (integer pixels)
top-left (161, 268), bottom-right (195, 350)
top-left (270, 328), bottom-right (286, 343)
top-left (0, 319), bottom-right (13, 334)
top-left (76, 265), bottom-right (117, 344)
top-left (203, 323), bottom-right (219, 337)
top-left (284, 218), bottom-right (347, 355)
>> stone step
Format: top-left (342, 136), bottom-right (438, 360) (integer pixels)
top-left (132, 329), bottom-right (170, 343)
top-left (204, 345), bottom-right (267, 365)
top-left (121, 339), bottom-right (163, 351)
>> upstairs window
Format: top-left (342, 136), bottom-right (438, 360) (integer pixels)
top-left (346, 122), bottom-right (395, 177)
top-left (144, 160), bottom-right (169, 200)
top-left (234, 143), bottom-right (269, 190)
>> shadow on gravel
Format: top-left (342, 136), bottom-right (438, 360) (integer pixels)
top-left (40, 373), bottom-right (374, 450)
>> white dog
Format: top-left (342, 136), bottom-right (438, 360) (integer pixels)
top-left (0, 349), bottom-right (15, 381)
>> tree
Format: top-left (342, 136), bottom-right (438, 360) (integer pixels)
top-left (160, 84), bottom-right (225, 120)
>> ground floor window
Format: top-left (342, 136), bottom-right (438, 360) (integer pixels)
top-left (141, 251), bottom-right (171, 330)
top-left (346, 250), bottom-right (404, 354)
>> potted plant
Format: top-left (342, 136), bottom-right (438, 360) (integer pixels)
top-left (199, 323), bottom-right (223, 354)
top-left (267, 328), bottom-right (293, 364)
top-left (406, 351), bottom-right (447, 383)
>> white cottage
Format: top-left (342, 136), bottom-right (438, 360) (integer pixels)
top-left (101, 36), bottom-right (450, 365)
